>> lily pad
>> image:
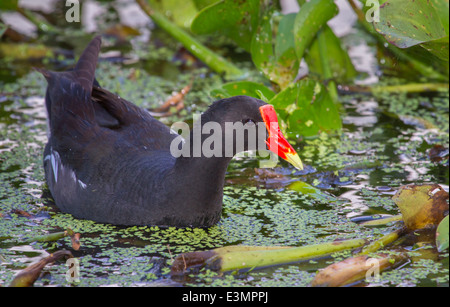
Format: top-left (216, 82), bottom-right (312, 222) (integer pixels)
top-left (436, 215), bottom-right (449, 252)
top-left (374, 0), bottom-right (449, 61)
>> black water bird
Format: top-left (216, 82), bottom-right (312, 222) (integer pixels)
top-left (39, 36), bottom-right (303, 227)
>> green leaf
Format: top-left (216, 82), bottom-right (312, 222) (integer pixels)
top-left (0, 0), bottom-right (18, 11)
top-left (431, 0), bottom-right (449, 36)
top-left (436, 215), bottom-right (449, 252)
top-left (192, 0), bottom-right (220, 10)
top-left (293, 0), bottom-right (339, 60)
top-left (305, 25), bottom-right (357, 82)
top-left (420, 36), bottom-right (450, 62)
top-left (191, 0), bottom-right (261, 51)
top-left (251, 12), bottom-right (299, 89)
top-left (210, 81), bottom-right (276, 100)
top-left (269, 79), bottom-right (342, 137)
top-left (148, 0), bottom-right (199, 28)
top-left (137, 0), bottom-right (244, 79)
top-left (275, 13), bottom-right (298, 69)
top-left (375, 0), bottom-right (449, 61)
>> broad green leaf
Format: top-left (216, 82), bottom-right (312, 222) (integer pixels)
top-left (148, 0), bottom-right (199, 29)
top-left (192, 0), bottom-right (220, 10)
top-left (269, 79), bottom-right (342, 137)
top-left (270, 79), bottom-right (314, 109)
top-left (210, 81), bottom-right (276, 100)
top-left (436, 215), bottom-right (449, 252)
top-left (305, 25), bottom-right (357, 82)
top-left (0, 0), bottom-right (18, 11)
top-left (251, 12), bottom-right (273, 75)
top-left (191, 0), bottom-right (261, 51)
top-left (420, 36), bottom-right (450, 62)
top-left (251, 12), bottom-right (299, 89)
top-left (293, 0), bottom-right (338, 60)
top-left (431, 0), bottom-right (449, 36)
top-left (374, 0), bottom-right (449, 61)
top-left (275, 13), bottom-right (298, 68)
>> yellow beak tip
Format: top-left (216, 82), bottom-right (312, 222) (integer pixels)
top-left (285, 153), bottom-right (304, 171)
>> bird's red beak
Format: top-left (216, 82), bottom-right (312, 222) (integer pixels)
top-left (259, 105), bottom-right (303, 170)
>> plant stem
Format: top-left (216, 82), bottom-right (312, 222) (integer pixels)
top-left (340, 83), bottom-right (449, 94)
top-left (359, 228), bottom-right (405, 255)
top-left (218, 238), bottom-right (366, 272)
top-left (371, 83), bottom-right (449, 93)
top-left (25, 231), bottom-right (67, 243)
top-left (17, 7), bottom-right (57, 33)
top-left (171, 238), bottom-right (367, 274)
top-left (136, 0), bottom-right (244, 79)
top-left (360, 214), bottom-right (403, 227)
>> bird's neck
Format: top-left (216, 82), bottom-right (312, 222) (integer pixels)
top-left (174, 134), bottom-right (233, 188)
top-left (171, 118), bottom-right (235, 207)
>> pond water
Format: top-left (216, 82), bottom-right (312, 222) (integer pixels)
top-left (0, 1), bottom-right (449, 287)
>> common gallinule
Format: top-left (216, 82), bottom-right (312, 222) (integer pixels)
top-left (39, 36), bottom-right (303, 227)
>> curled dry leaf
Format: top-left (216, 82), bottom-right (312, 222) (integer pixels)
top-left (311, 253), bottom-right (408, 287)
top-left (392, 184), bottom-right (449, 231)
top-left (9, 250), bottom-right (73, 287)
top-left (66, 228), bottom-right (81, 251)
top-left (11, 209), bottom-right (33, 218)
top-left (171, 250), bottom-right (218, 275)
top-left (150, 84), bottom-right (191, 116)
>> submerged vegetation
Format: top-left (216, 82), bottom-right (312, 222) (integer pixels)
top-left (0, 0), bottom-right (449, 287)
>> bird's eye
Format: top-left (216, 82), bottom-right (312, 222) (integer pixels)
top-left (243, 118), bottom-right (255, 125)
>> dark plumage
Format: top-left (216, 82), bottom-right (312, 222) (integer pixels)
top-left (40, 36), bottom-right (302, 227)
